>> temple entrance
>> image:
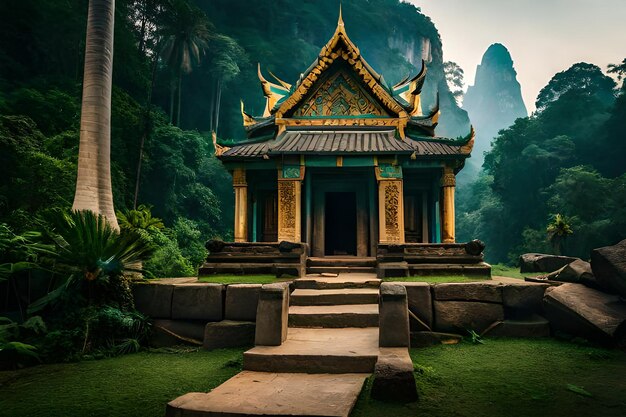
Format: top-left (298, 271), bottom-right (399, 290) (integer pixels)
top-left (324, 192), bottom-right (357, 256)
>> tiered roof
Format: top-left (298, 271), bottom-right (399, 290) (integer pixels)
top-left (218, 7), bottom-right (474, 162)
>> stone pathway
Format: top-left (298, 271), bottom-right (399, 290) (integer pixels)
top-left (166, 273), bottom-right (383, 417)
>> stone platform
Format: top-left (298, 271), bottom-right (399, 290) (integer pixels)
top-left (166, 371), bottom-right (368, 417)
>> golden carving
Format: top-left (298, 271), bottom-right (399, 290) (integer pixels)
top-left (232, 168), bottom-right (246, 186)
top-left (384, 182), bottom-right (401, 242)
top-left (293, 71), bottom-right (387, 117)
top-left (212, 131), bottom-right (230, 157)
top-left (460, 126), bottom-right (476, 154)
top-left (441, 173), bottom-right (456, 187)
top-left (278, 180), bottom-right (297, 236)
top-left (276, 117), bottom-right (400, 127)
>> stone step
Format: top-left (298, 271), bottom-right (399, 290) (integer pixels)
top-left (166, 371), bottom-right (368, 417)
top-left (295, 275), bottom-right (381, 290)
top-left (407, 262), bottom-right (492, 277)
top-left (289, 304), bottom-right (379, 328)
top-left (290, 288), bottom-right (380, 306)
top-left (243, 327), bottom-right (379, 373)
top-left (306, 266), bottom-right (377, 274)
top-left (307, 257), bottom-right (377, 267)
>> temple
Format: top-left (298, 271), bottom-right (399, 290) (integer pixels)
top-left (205, 10), bottom-right (489, 277)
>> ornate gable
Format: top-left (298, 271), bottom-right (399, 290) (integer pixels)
top-left (292, 68), bottom-right (390, 118)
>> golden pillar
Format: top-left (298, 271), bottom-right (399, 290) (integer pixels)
top-left (441, 166), bottom-right (456, 243)
top-left (377, 179), bottom-right (405, 244)
top-left (233, 168), bottom-right (248, 242)
top-left (277, 166), bottom-right (304, 242)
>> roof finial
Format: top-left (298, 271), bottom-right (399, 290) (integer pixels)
top-left (338, 2), bottom-right (344, 27)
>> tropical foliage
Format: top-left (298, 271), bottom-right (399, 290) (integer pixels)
top-left (457, 61), bottom-right (626, 263)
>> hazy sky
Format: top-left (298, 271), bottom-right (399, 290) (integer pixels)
top-left (411, 0), bottom-right (626, 112)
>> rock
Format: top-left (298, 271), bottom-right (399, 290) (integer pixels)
top-left (502, 282), bottom-right (548, 312)
top-left (482, 315), bottom-right (550, 338)
top-left (543, 283), bottom-right (626, 346)
top-left (401, 282), bottom-right (433, 330)
top-left (371, 348), bottom-right (418, 402)
top-left (132, 283), bottom-right (173, 318)
top-left (224, 284), bottom-right (262, 321)
top-left (547, 259), bottom-right (598, 287)
top-left (379, 283), bottom-right (410, 347)
top-left (434, 301), bottom-right (504, 333)
top-left (432, 282), bottom-right (502, 303)
top-left (150, 319), bottom-right (206, 347)
top-left (410, 331), bottom-right (462, 348)
top-left (171, 284), bottom-right (224, 321)
top-left (205, 239), bottom-right (225, 253)
top-left (591, 239), bottom-right (626, 298)
top-left (465, 239), bottom-right (485, 256)
top-left (278, 240), bottom-right (300, 252)
top-left (203, 320), bottom-right (256, 350)
top-left (519, 253), bottom-right (579, 273)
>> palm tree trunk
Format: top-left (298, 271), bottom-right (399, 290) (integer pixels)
top-left (215, 78), bottom-right (222, 136)
top-left (169, 78), bottom-right (175, 124)
top-left (72, 0), bottom-right (119, 230)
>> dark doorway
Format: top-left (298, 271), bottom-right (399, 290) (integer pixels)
top-left (325, 192), bottom-right (357, 256)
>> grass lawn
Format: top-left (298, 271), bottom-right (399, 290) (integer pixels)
top-left (198, 274), bottom-right (285, 284)
top-left (1, 339), bottom-right (625, 417)
top-left (385, 275), bottom-right (490, 283)
top-left (491, 263), bottom-right (525, 279)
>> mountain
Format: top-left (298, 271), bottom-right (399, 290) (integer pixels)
top-left (461, 43), bottom-right (527, 180)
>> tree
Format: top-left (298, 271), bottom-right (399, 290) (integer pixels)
top-left (535, 62), bottom-right (616, 112)
top-left (72, 0), bottom-right (119, 229)
top-left (443, 61), bottom-right (464, 104)
top-left (608, 58), bottom-right (626, 90)
top-left (546, 214), bottom-right (573, 256)
top-left (160, 0), bottom-right (211, 126)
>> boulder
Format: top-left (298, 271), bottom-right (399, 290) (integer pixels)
top-left (410, 331), bottom-right (462, 348)
top-left (433, 301), bottom-right (504, 333)
top-left (132, 283), bottom-right (174, 318)
top-left (205, 239), bottom-right (225, 253)
top-left (225, 284), bottom-right (262, 321)
top-left (543, 283), bottom-right (626, 346)
top-left (502, 282), bottom-right (548, 312)
top-left (546, 259), bottom-right (598, 287)
top-left (402, 282), bottom-right (433, 330)
top-left (371, 348), bottom-right (418, 402)
top-left (465, 239), bottom-right (485, 256)
top-left (203, 320), bottom-right (256, 350)
top-left (519, 253), bottom-right (579, 273)
top-left (591, 239), bottom-right (626, 298)
top-left (171, 284), bottom-right (224, 321)
top-left (150, 319), bottom-right (206, 347)
top-left (432, 282), bottom-right (502, 303)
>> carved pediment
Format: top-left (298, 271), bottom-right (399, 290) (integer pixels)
top-left (293, 70), bottom-right (389, 118)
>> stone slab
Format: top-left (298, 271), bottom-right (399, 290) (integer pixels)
top-left (519, 253), bottom-right (579, 273)
top-left (482, 315), bottom-right (550, 338)
top-left (132, 283), bottom-right (173, 319)
top-left (543, 283), bottom-right (626, 345)
top-left (432, 282), bottom-right (502, 303)
top-left (203, 320), bottom-right (255, 350)
top-left (295, 274), bottom-right (381, 290)
top-left (502, 282), bottom-right (548, 311)
top-left (171, 284), bottom-right (224, 321)
top-left (591, 239), bottom-right (626, 298)
top-left (166, 371), bottom-right (368, 417)
top-left (225, 284), bottom-right (262, 321)
top-left (379, 283), bottom-right (410, 347)
top-left (288, 304), bottom-right (379, 328)
top-left (401, 282), bottom-right (433, 330)
top-left (371, 348), bottom-right (418, 402)
top-left (244, 327), bottom-right (379, 373)
top-left (255, 282), bottom-right (289, 346)
top-left (434, 300), bottom-right (504, 333)
top-left (290, 288), bottom-right (379, 306)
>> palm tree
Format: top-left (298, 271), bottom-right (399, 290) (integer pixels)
top-left (72, 0), bottom-right (119, 229)
top-left (160, 0), bottom-right (211, 126)
top-left (546, 213), bottom-right (573, 255)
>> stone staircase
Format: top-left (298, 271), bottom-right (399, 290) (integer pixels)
top-left (167, 274), bottom-right (415, 417)
top-left (306, 257), bottom-right (377, 275)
